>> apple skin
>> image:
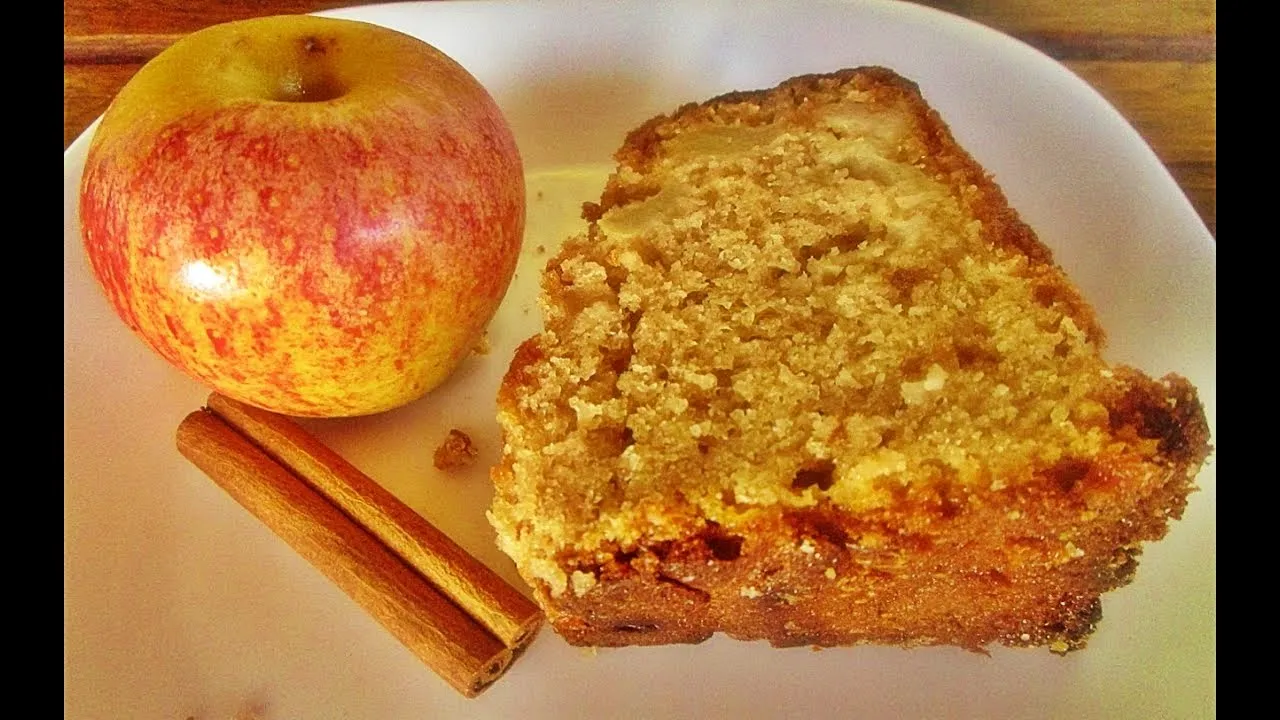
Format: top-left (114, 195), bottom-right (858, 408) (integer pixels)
top-left (79, 15), bottom-right (525, 417)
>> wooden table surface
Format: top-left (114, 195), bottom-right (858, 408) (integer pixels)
top-left (63, 0), bottom-right (1216, 237)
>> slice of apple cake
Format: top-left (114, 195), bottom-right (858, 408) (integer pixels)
top-left (490, 67), bottom-right (1211, 651)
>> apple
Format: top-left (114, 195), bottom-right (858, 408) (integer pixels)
top-left (79, 15), bottom-right (525, 417)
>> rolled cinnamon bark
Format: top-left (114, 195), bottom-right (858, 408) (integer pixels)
top-left (204, 392), bottom-right (544, 652)
top-left (177, 409), bottom-right (515, 697)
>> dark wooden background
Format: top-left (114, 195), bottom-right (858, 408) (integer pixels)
top-left (63, 0), bottom-right (1216, 236)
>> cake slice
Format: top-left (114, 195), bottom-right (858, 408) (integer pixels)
top-left (489, 67), bottom-right (1211, 651)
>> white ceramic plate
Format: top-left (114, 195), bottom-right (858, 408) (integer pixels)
top-left (64, 1), bottom-right (1216, 718)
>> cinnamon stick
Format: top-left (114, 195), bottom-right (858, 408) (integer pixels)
top-left (176, 409), bottom-right (513, 697)
top-left (204, 392), bottom-right (544, 652)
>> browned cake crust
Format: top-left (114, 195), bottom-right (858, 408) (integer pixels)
top-left (491, 67), bottom-right (1211, 651)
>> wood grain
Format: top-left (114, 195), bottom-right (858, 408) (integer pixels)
top-left (1164, 161), bottom-right (1215, 238)
top-left (1065, 61), bottom-right (1216, 162)
top-left (64, 63), bottom-right (142, 148)
top-left (64, 33), bottom-right (185, 64)
top-left (919, 0), bottom-right (1216, 36)
top-left (63, 0), bottom-right (385, 35)
top-left (62, 0), bottom-right (1215, 235)
top-left (1067, 60), bottom-right (1216, 235)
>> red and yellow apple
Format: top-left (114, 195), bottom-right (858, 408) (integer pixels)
top-left (79, 15), bottom-right (525, 417)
